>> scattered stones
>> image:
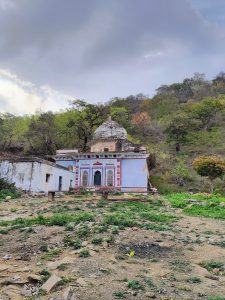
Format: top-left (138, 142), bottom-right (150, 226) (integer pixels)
top-left (2, 254), bottom-right (12, 260)
top-left (0, 265), bottom-right (9, 272)
top-left (1, 285), bottom-right (23, 300)
top-left (47, 257), bottom-right (75, 270)
top-left (144, 292), bottom-right (156, 298)
top-left (41, 274), bottom-right (61, 293)
top-left (205, 274), bottom-right (219, 281)
top-left (76, 277), bottom-right (88, 287)
top-left (63, 287), bottom-right (76, 300)
top-left (81, 241), bottom-right (88, 247)
top-left (27, 273), bottom-right (42, 283)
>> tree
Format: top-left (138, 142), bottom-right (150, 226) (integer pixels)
top-left (110, 106), bottom-right (130, 130)
top-left (25, 112), bottom-right (58, 155)
top-left (67, 100), bottom-right (106, 151)
top-left (165, 113), bottom-right (199, 152)
top-left (131, 112), bottom-right (151, 136)
top-left (193, 156), bottom-right (225, 193)
top-left (187, 97), bottom-right (224, 131)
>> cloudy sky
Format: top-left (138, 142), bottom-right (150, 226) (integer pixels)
top-left (0, 0), bottom-right (225, 114)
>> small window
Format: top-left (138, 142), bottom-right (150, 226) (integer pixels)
top-left (82, 171), bottom-right (88, 187)
top-left (104, 148), bottom-right (109, 152)
top-left (68, 165), bottom-right (73, 171)
top-left (46, 173), bottom-right (51, 183)
top-left (107, 170), bottom-right (114, 186)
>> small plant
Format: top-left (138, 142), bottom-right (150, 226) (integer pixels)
top-left (92, 236), bottom-right (103, 245)
top-left (145, 277), bottom-right (155, 288)
top-left (111, 226), bottom-right (119, 235)
top-left (77, 225), bottom-right (91, 238)
top-left (39, 269), bottom-right (51, 283)
top-left (39, 244), bottom-right (48, 252)
top-left (128, 251), bottom-right (135, 257)
top-left (127, 280), bottom-right (144, 290)
top-left (65, 223), bottom-right (74, 231)
top-left (104, 235), bottom-right (114, 243)
top-left (186, 276), bottom-right (201, 284)
top-left (73, 238), bottom-right (82, 249)
top-left (57, 263), bottom-right (68, 271)
top-left (79, 249), bottom-right (90, 258)
top-left (200, 260), bottom-right (224, 272)
top-left (41, 248), bottom-right (62, 261)
top-left (113, 291), bottom-right (126, 299)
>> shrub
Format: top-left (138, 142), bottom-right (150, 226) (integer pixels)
top-left (193, 156), bottom-right (225, 193)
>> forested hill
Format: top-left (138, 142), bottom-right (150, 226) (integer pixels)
top-left (0, 72), bottom-right (225, 193)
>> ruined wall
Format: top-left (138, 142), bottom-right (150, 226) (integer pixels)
top-left (0, 160), bottom-right (74, 192)
top-left (90, 141), bottom-right (117, 153)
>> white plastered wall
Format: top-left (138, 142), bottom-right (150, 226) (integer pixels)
top-left (0, 160), bottom-right (74, 193)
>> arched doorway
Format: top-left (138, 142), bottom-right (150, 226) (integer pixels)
top-left (94, 171), bottom-right (101, 186)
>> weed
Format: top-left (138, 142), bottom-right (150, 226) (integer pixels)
top-left (113, 291), bottom-right (126, 299)
top-left (41, 248), bottom-right (62, 261)
top-left (111, 226), bottom-right (119, 234)
top-left (57, 263), bottom-right (68, 271)
top-left (127, 280), bottom-right (144, 290)
top-left (79, 249), bottom-right (90, 258)
top-left (104, 235), bottom-right (114, 243)
top-left (77, 225), bottom-right (91, 238)
top-left (92, 236), bottom-right (103, 245)
top-left (39, 269), bottom-right (51, 283)
top-left (145, 277), bottom-right (155, 288)
top-left (73, 239), bottom-right (82, 249)
top-left (186, 276), bottom-right (201, 284)
top-left (200, 260), bottom-right (224, 272)
top-left (65, 223), bottom-right (74, 231)
top-left (39, 244), bottom-right (48, 252)
top-left (0, 212), bottom-right (95, 228)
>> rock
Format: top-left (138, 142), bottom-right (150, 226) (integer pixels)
top-left (1, 285), bottom-right (23, 300)
top-left (109, 255), bottom-right (117, 263)
top-left (47, 257), bottom-right (75, 270)
top-left (41, 274), bottom-right (61, 293)
top-left (132, 227), bottom-right (139, 231)
top-left (76, 277), bottom-right (88, 287)
top-left (5, 196), bottom-right (12, 201)
top-left (27, 274), bottom-right (42, 283)
top-left (63, 287), bottom-right (76, 300)
top-left (0, 265), bottom-right (9, 272)
top-left (205, 274), bottom-right (219, 281)
top-left (3, 254), bottom-right (12, 260)
top-left (144, 292), bottom-right (156, 298)
top-left (89, 250), bottom-right (96, 257)
top-left (102, 242), bottom-right (108, 248)
top-left (81, 241), bottom-right (88, 247)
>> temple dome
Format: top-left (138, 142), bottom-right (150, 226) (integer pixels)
top-left (93, 118), bottom-right (127, 140)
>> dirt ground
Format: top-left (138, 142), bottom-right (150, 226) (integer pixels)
top-left (0, 195), bottom-right (225, 300)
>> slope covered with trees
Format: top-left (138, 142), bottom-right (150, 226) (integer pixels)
top-left (0, 72), bottom-right (225, 194)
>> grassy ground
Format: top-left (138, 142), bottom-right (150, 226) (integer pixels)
top-left (0, 193), bottom-right (225, 299)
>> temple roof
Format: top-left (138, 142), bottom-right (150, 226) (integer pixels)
top-left (93, 117), bottom-right (127, 140)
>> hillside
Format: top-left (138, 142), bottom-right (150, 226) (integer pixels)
top-left (0, 72), bottom-right (225, 194)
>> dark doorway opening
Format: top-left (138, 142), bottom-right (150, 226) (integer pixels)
top-left (59, 176), bottom-right (62, 191)
top-left (94, 171), bottom-right (101, 186)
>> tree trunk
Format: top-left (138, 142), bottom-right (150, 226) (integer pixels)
top-left (209, 179), bottom-right (214, 194)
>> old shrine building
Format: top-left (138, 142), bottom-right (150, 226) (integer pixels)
top-left (55, 118), bottom-right (149, 193)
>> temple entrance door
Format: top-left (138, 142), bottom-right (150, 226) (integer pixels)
top-left (94, 171), bottom-right (101, 186)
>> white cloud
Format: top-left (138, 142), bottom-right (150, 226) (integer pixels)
top-left (0, 69), bottom-right (73, 114)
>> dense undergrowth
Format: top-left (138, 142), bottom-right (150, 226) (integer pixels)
top-left (0, 178), bottom-right (21, 201)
